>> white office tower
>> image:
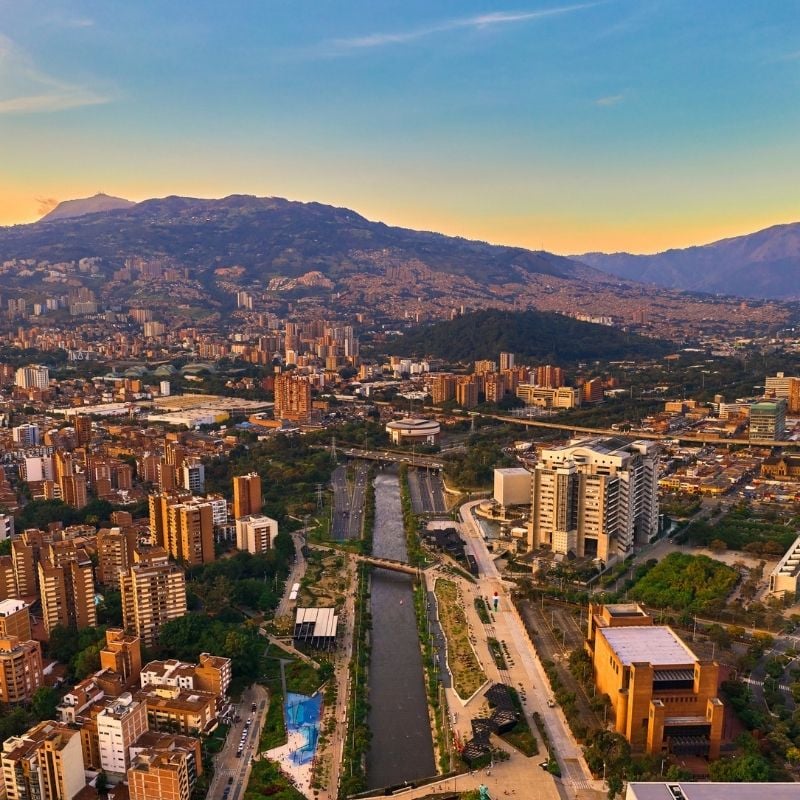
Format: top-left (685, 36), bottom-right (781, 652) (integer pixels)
top-left (529, 437), bottom-right (659, 564)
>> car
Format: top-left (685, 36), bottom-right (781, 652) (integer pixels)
top-left (539, 760), bottom-right (549, 770)
top-left (547, 699), bottom-right (556, 707)
top-left (236, 750), bottom-right (242, 758)
top-left (227, 777), bottom-right (233, 785)
top-left (251, 702), bottom-right (257, 712)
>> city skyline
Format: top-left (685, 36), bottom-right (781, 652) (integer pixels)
top-left (1, 1), bottom-right (799, 253)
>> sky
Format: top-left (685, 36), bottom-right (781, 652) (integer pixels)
top-left (0, 0), bottom-right (799, 254)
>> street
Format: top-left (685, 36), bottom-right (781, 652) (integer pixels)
top-left (207, 684), bottom-right (269, 800)
top-left (456, 500), bottom-right (604, 800)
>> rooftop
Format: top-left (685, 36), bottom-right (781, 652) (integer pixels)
top-left (0, 598), bottom-right (27, 616)
top-left (626, 783), bottom-right (800, 800)
top-left (600, 626), bottom-right (697, 667)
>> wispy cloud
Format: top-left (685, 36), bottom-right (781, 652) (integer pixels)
top-left (36, 197), bottom-right (59, 216)
top-left (595, 93), bottom-right (625, 106)
top-left (0, 33), bottom-right (109, 115)
top-left (303, 3), bottom-right (601, 58)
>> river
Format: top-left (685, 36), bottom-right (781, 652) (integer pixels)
top-left (366, 472), bottom-right (436, 789)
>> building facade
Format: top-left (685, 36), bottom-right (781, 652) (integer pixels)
top-left (120, 561), bottom-right (187, 646)
top-left (586, 604), bottom-right (724, 759)
top-left (232, 472), bottom-right (262, 520)
top-left (529, 437), bottom-right (659, 562)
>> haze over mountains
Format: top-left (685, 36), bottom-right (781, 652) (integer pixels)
top-left (576, 222), bottom-right (800, 300)
top-left (39, 193), bottom-right (135, 222)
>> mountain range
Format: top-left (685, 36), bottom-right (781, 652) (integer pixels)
top-left (9, 193), bottom-right (592, 286)
top-left (576, 222), bottom-right (800, 299)
top-left (22, 194), bottom-right (800, 300)
top-left (0, 194), bottom-right (792, 340)
top-left (39, 193), bottom-right (135, 222)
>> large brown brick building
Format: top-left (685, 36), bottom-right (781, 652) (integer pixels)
top-left (586, 603), bottom-right (724, 759)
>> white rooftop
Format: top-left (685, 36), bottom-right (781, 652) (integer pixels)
top-left (627, 783), bottom-right (800, 800)
top-left (600, 626), bottom-right (697, 667)
top-left (0, 599), bottom-right (26, 617)
top-left (295, 607), bottom-right (338, 639)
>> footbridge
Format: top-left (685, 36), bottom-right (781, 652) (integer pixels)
top-left (308, 543), bottom-right (424, 577)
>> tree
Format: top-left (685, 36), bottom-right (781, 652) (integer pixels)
top-left (31, 686), bottom-right (58, 721)
top-left (708, 753), bottom-right (772, 782)
top-left (74, 645), bottom-right (101, 679)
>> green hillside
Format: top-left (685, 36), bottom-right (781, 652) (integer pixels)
top-left (384, 309), bottom-right (671, 363)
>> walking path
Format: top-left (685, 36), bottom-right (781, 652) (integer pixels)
top-left (455, 501), bottom-right (604, 799)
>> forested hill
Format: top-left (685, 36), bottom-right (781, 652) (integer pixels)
top-left (384, 309), bottom-right (672, 363)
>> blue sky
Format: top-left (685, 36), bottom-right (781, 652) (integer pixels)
top-left (1, 0), bottom-right (799, 252)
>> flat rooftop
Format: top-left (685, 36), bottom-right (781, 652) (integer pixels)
top-left (627, 783), bottom-right (800, 800)
top-left (600, 626), bottom-right (697, 667)
top-left (0, 598), bottom-right (26, 616)
top-left (605, 603), bottom-right (649, 618)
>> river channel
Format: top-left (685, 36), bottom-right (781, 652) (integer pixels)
top-left (366, 472), bottom-right (436, 789)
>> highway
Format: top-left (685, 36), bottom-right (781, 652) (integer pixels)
top-left (331, 462), bottom-right (370, 540)
top-left (339, 446), bottom-right (444, 469)
top-left (484, 412), bottom-right (800, 449)
top-left (407, 467), bottom-right (448, 515)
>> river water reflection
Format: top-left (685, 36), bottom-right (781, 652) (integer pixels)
top-left (365, 472), bottom-right (436, 789)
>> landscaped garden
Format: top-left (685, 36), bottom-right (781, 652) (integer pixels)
top-left (434, 578), bottom-right (486, 699)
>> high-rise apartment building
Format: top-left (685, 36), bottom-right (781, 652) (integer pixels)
top-left (0, 599), bottom-right (32, 641)
top-left (60, 473), bottom-right (88, 509)
top-left (0, 636), bottom-right (43, 703)
top-left (529, 437), bottom-right (659, 562)
top-left (473, 360), bottom-right (496, 376)
top-left (38, 550), bottom-right (97, 637)
top-left (11, 424), bottom-right (40, 447)
top-left (149, 494), bottom-right (215, 565)
top-left (273, 373), bottom-right (312, 422)
top-left (430, 374), bottom-right (457, 405)
top-left (97, 527), bottom-right (137, 585)
top-left (180, 459), bottom-right (205, 494)
top-left (582, 377), bottom-right (605, 404)
top-left (535, 364), bottom-right (565, 388)
top-left (455, 376), bottom-right (479, 409)
top-left (97, 693), bottom-right (149, 775)
top-left (1, 721), bottom-right (85, 800)
top-left (73, 415), bottom-right (93, 447)
top-left (235, 515), bottom-right (278, 555)
top-left (14, 365), bottom-right (49, 390)
top-left (765, 372), bottom-right (795, 398)
top-left (499, 351), bottom-right (515, 371)
top-left (789, 378), bottom-right (800, 415)
top-left (11, 533), bottom-right (39, 597)
top-left (484, 374), bottom-right (506, 404)
top-left (120, 561), bottom-right (187, 646)
top-left (0, 557), bottom-right (16, 601)
top-left (233, 473), bottom-right (262, 519)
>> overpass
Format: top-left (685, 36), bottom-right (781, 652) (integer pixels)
top-left (308, 542), bottom-right (423, 577)
top-left (485, 413), bottom-right (800, 449)
top-left (338, 446), bottom-right (444, 470)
